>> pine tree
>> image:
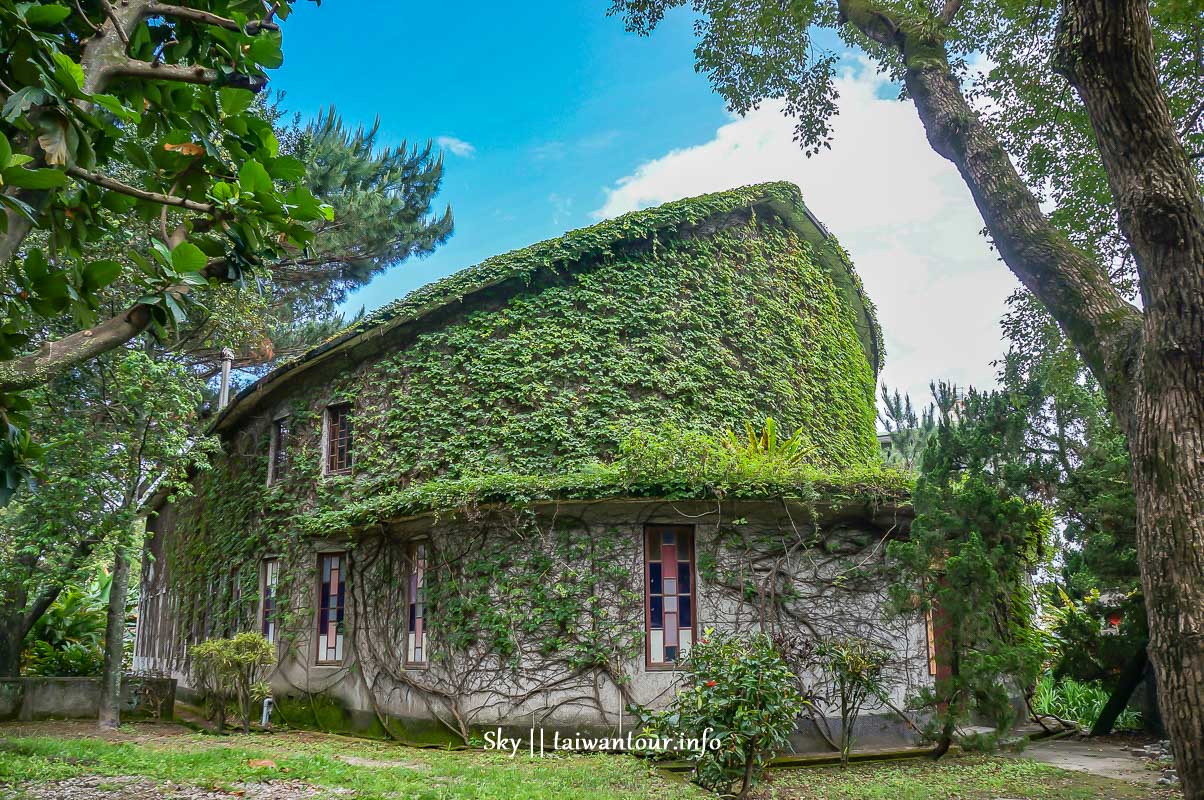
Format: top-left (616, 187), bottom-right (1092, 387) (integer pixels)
top-left (271, 107), bottom-right (454, 323)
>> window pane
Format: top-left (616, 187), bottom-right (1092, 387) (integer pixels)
top-left (680, 595), bottom-right (691, 627)
top-left (649, 561), bottom-right (662, 595)
top-left (650, 596), bottom-right (663, 628)
top-left (678, 564), bottom-right (690, 593)
top-left (326, 405), bottom-right (353, 473)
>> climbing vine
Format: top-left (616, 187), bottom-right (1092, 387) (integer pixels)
top-left (139, 184), bottom-right (919, 743)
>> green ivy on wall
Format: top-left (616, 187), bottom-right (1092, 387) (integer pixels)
top-left (148, 184), bottom-right (909, 741)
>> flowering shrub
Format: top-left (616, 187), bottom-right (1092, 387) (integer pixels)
top-left (637, 629), bottom-right (802, 798)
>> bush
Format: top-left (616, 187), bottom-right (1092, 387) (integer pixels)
top-left (1032, 673), bottom-right (1141, 731)
top-left (635, 629), bottom-right (802, 798)
top-left (21, 640), bottom-right (104, 677)
top-left (190, 633), bottom-right (275, 733)
top-left (20, 583), bottom-right (109, 677)
top-left (816, 637), bottom-right (892, 766)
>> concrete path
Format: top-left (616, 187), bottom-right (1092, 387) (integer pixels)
top-left (1012, 737), bottom-right (1162, 785)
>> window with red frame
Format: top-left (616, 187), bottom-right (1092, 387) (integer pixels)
top-left (316, 553), bottom-right (346, 663)
top-left (405, 542), bottom-right (428, 667)
top-left (325, 404), bottom-right (352, 474)
top-left (645, 525), bottom-right (696, 667)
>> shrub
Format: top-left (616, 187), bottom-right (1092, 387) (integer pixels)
top-left (190, 633), bottom-right (275, 733)
top-left (1032, 673), bottom-right (1141, 731)
top-left (636, 629), bottom-right (802, 798)
top-left (20, 582), bottom-right (109, 677)
top-left (816, 637), bottom-right (892, 766)
top-left (21, 640), bottom-right (104, 677)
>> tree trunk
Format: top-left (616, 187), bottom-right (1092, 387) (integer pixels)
top-left (1052, 2), bottom-right (1204, 794)
top-left (98, 544), bottom-right (132, 730)
top-left (1090, 643), bottom-right (1147, 737)
top-left (834, 1), bottom-right (1202, 792)
top-left (0, 621), bottom-right (24, 677)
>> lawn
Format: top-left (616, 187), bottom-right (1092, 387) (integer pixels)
top-left (0, 723), bottom-right (1168, 800)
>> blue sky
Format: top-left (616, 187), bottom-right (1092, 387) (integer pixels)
top-left (272, 2), bottom-right (1021, 410)
top-left (274, 1), bottom-right (740, 307)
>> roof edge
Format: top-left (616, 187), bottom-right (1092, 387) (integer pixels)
top-left (212, 181), bottom-right (882, 433)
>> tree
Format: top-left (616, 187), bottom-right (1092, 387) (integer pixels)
top-left (1001, 297), bottom-right (1149, 735)
top-left (0, 96), bottom-right (456, 680)
top-left (878, 385), bottom-right (936, 471)
top-left (0, 350), bottom-right (204, 677)
top-left (608, 2), bottom-right (1204, 790)
top-left (887, 382), bottom-right (1050, 756)
top-left (0, 0), bottom-right (331, 495)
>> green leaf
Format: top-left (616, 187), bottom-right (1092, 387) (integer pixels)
top-left (247, 32), bottom-right (284, 69)
top-left (219, 88), bottom-right (255, 116)
top-left (91, 94), bottom-right (141, 124)
top-left (24, 3), bottom-right (72, 27)
top-left (237, 160), bottom-right (273, 195)
top-left (2, 87), bottom-right (46, 123)
top-left (170, 241), bottom-right (207, 273)
top-left (0, 133), bottom-right (10, 169)
top-left (50, 51), bottom-right (86, 96)
top-left (266, 155), bottom-right (305, 182)
top-left (1, 166), bottom-right (67, 189)
top-left (83, 259), bottom-right (122, 291)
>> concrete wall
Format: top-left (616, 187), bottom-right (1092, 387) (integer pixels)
top-left (136, 497), bottom-right (927, 751)
top-left (0, 676), bottom-right (175, 722)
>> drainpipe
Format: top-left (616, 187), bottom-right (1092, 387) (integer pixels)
top-left (218, 347), bottom-right (234, 410)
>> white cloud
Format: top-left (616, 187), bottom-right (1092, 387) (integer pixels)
top-left (436, 136), bottom-right (476, 158)
top-left (593, 62), bottom-right (1021, 419)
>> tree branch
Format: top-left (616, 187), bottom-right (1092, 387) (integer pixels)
top-left (100, 59), bottom-right (267, 92)
top-left (144, 2), bottom-right (279, 33)
top-left (836, 0), bottom-right (1143, 419)
top-left (0, 261), bottom-right (224, 393)
top-left (1053, 0), bottom-right (1204, 349)
top-left (66, 165), bottom-right (215, 214)
top-left (938, 0), bottom-right (964, 25)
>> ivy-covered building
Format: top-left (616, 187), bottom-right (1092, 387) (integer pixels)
top-left (135, 182), bottom-right (932, 749)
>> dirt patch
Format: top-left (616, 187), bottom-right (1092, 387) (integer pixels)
top-left (334, 754), bottom-right (427, 770)
top-left (0, 775), bottom-right (353, 800)
top-left (0, 720), bottom-right (194, 744)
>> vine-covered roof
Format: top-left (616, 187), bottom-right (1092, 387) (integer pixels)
top-left (213, 182), bottom-right (883, 433)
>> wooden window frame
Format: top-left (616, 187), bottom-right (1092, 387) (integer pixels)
top-left (643, 524), bottom-right (698, 670)
top-left (260, 558), bottom-right (279, 645)
top-left (323, 404), bottom-right (353, 475)
top-left (315, 552), bottom-right (347, 665)
top-left (404, 541), bottom-right (429, 669)
top-left (267, 415), bottom-right (291, 485)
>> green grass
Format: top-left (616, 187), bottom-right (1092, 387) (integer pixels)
top-left (758, 755), bottom-right (1158, 799)
top-left (0, 729), bottom-right (701, 800)
top-left (0, 727), bottom-right (1160, 800)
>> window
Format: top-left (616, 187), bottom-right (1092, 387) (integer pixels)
top-left (405, 543), bottom-right (428, 667)
top-left (925, 608), bottom-right (938, 677)
top-left (261, 559), bottom-right (279, 644)
top-left (225, 567), bottom-right (242, 637)
top-left (316, 553), bottom-right (346, 664)
top-left (645, 525), bottom-right (696, 667)
top-left (324, 404), bottom-right (352, 474)
top-left (268, 417), bottom-right (291, 484)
